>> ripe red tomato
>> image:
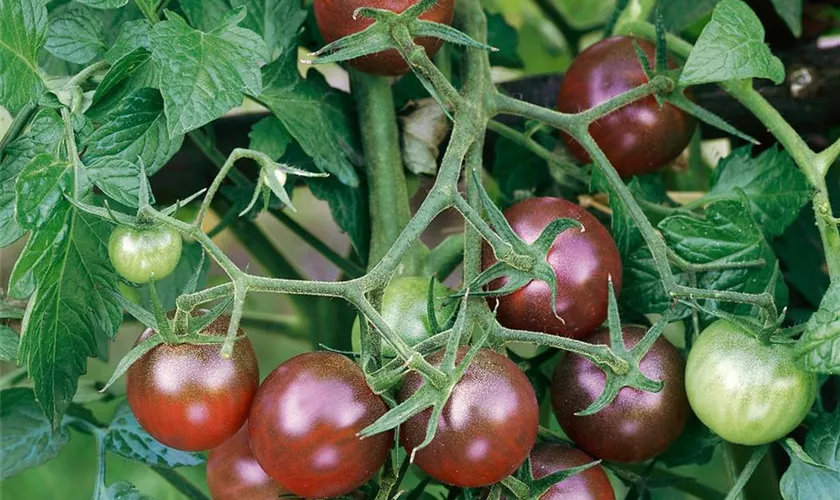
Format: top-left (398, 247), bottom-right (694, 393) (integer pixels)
top-left (313, 0), bottom-right (455, 76)
top-left (248, 352), bottom-right (393, 498)
top-left (557, 36), bottom-right (697, 178)
top-left (398, 347), bottom-right (539, 487)
top-left (527, 442), bottom-right (615, 500)
top-left (206, 424), bottom-right (287, 500)
top-left (126, 315), bottom-right (259, 451)
top-left (551, 326), bottom-right (688, 463)
top-left (482, 197), bottom-right (622, 340)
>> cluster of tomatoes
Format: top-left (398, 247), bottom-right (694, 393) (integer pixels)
top-left (109, 2), bottom-right (819, 499)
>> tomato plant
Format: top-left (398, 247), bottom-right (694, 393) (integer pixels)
top-left (108, 225), bottom-right (183, 284)
top-left (126, 315), bottom-right (259, 451)
top-left (685, 320), bottom-right (818, 446)
top-left (247, 352), bottom-right (392, 498)
top-left (2, 0), bottom-right (840, 498)
top-left (551, 326), bottom-right (689, 463)
top-left (206, 424), bottom-right (287, 500)
top-left (557, 36), bottom-right (697, 178)
top-left (313, 0), bottom-right (455, 76)
top-left (482, 197), bottom-right (622, 340)
top-left (398, 347), bottom-right (539, 487)
top-left (527, 442), bottom-right (615, 500)
top-left (351, 276), bottom-right (454, 356)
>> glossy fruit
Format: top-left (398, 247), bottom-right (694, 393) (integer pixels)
top-left (313, 0), bottom-right (455, 76)
top-left (351, 277), bottom-right (455, 357)
top-left (108, 225), bottom-right (182, 283)
top-left (685, 320), bottom-right (817, 445)
top-left (525, 443), bottom-right (615, 500)
top-left (557, 36), bottom-right (697, 178)
top-left (551, 326), bottom-right (688, 463)
top-left (482, 197), bottom-right (622, 340)
top-left (398, 347), bottom-right (539, 487)
top-left (126, 315), bottom-right (259, 451)
top-left (248, 352), bottom-right (392, 498)
top-left (206, 424), bottom-right (287, 500)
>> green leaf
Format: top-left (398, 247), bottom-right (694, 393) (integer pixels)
top-left (150, 8), bottom-right (269, 136)
top-left (680, 0), bottom-right (785, 86)
top-left (18, 203), bottom-right (122, 427)
top-left (14, 153), bottom-right (73, 229)
top-left (76, 0), bottom-right (129, 8)
top-left (659, 415), bottom-right (722, 467)
top-left (492, 127), bottom-right (552, 203)
top-left (0, 0), bottom-right (47, 113)
top-left (771, 0), bottom-right (802, 37)
top-left (486, 12), bottom-right (522, 68)
top-left (259, 53), bottom-right (361, 187)
top-left (0, 325), bottom-right (20, 362)
top-left (780, 445), bottom-right (840, 500)
top-left (137, 242), bottom-right (210, 311)
top-left (0, 388), bottom-right (70, 478)
top-left (707, 145), bottom-right (811, 237)
top-left (82, 88), bottom-right (183, 206)
top-left (8, 202), bottom-right (69, 299)
top-left (231, 0), bottom-right (307, 60)
top-left (659, 199), bottom-right (786, 318)
top-left (661, 0), bottom-right (721, 31)
top-left (805, 410), bottom-right (840, 469)
top-left (105, 20), bottom-right (152, 64)
top-left (797, 282), bottom-right (840, 374)
top-left (105, 400), bottom-right (205, 468)
top-left (100, 481), bottom-right (153, 500)
top-left (179, 0), bottom-right (233, 32)
top-left (89, 47), bottom-right (160, 121)
top-left (248, 116), bottom-right (292, 161)
top-left (93, 48), bottom-right (153, 104)
top-left (45, 6), bottom-right (106, 65)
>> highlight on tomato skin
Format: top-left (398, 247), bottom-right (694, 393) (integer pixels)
top-left (398, 347), bottom-right (540, 488)
top-left (482, 197), bottom-right (623, 340)
top-left (125, 315), bottom-right (260, 452)
top-left (551, 326), bottom-right (689, 463)
top-left (556, 36), bottom-right (697, 178)
top-left (247, 351), bottom-right (393, 499)
top-left (206, 424), bottom-right (287, 500)
top-left (313, 0), bottom-right (455, 76)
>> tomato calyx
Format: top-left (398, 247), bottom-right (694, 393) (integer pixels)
top-left (498, 449), bottom-right (603, 499)
top-left (306, 0), bottom-right (489, 72)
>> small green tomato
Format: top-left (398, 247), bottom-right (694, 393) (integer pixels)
top-left (108, 225), bottom-right (183, 284)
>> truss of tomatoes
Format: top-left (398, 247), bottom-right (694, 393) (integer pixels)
top-left (117, 7), bottom-right (817, 499)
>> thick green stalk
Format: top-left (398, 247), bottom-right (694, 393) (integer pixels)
top-left (350, 70), bottom-right (417, 269)
top-left (0, 102), bottom-right (36, 155)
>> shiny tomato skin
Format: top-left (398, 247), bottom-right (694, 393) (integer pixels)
top-left (126, 315), bottom-right (259, 451)
top-left (248, 352), bottom-right (393, 498)
top-left (313, 0), bottom-right (455, 76)
top-left (398, 347), bottom-right (539, 487)
top-left (557, 36), bottom-right (696, 178)
top-left (528, 443), bottom-right (615, 500)
top-left (482, 197), bottom-right (622, 340)
top-left (685, 320), bottom-right (817, 445)
top-left (108, 225), bottom-right (182, 283)
top-left (551, 326), bottom-right (689, 463)
top-left (206, 424), bottom-right (287, 500)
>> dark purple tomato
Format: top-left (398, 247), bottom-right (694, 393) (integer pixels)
top-left (314, 0), bottom-right (455, 76)
top-left (126, 315), bottom-right (259, 451)
top-left (248, 352), bottom-right (393, 498)
top-left (551, 326), bottom-right (689, 463)
top-left (557, 36), bottom-right (697, 178)
top-left (527, 443), bottom-right (615, 500)
top-left (206, 424), bottom-right (287, 500)
top-left (482, 197), bottom-right (622, 340)
top-left (398, 347), bottom-right (539, 487)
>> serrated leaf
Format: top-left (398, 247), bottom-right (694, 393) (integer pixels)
top-left (771, 0), bottom-right (802, 38)
top-left (258, 49), bottom-right (361, 187)
top-left (231, 0), bottom-right (307, 60)
top-left (105, 400), bottom-right (205, 467)
top-left (45, 6), bottom-right (106, 65)
top-left (0, 325), bottom-right (20, 362)
top-left (8, 202), bottom-right (71, 299)
top-left (797, 283), bottom-right (840, 374)
top-left (0, 0), bottom-right (47, 113)
top-left (14, 153), bottom-right (73, 229)
top-left (150, 9), bottom-right (269, 136)
top-left (76, 0), bottom-right (129, 9)
top-left (105, 20), bottom-right (152, 64)
top-left (680, 0), bottom-right (785, 86)
top-left (493, 127), bottom-right (553, 202)
top-left (708, 145), bottom-right (810, 237)
top-left (82, 88), bottom-right (183, 205)
top-left (0, 388), bottom-right (70, 478)
top-left (18, 202), bottom-right (122, 427)
top-left (248, 116), bottom-right (291, 161)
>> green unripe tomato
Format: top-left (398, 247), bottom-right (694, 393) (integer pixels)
top-left (108, 225), bottom-right (183, 284)
top-left (685, 320), bottom-right (817, 446)
top-left (352, 277), bottom-right (455, 358)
